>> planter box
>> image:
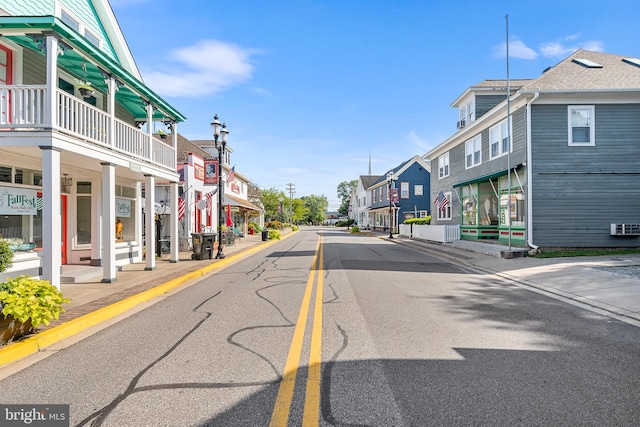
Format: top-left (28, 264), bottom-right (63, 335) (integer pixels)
top-left (0, 315), bottom-right (33, 344)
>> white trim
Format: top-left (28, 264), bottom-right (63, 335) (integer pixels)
top-left (568, 105), bottom-right (596, 146)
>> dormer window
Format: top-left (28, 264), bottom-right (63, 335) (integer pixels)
top-left (458, 100), bottom-right (474, 128)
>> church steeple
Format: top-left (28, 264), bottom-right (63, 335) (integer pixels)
top-left (368, 150), bottom-right (372, 175)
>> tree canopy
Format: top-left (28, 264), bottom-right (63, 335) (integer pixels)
top-left (337, 180), bottom-right (358, 215)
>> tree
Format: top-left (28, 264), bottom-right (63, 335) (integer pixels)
top-left (261, 187), bottom-right (287, 222)
top-left (337, 180), bottom-right (358, 216)
top-left (291, 198), bottom-right (308, 224)
top-left (300, 194), bottom-right (329, 224)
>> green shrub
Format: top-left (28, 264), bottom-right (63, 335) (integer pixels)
top-left (0, 276), bottom-right (70, 328)
top-left (248, 222), bottom-right (262, 232)
top-left (350, 226), bottom-right (360, 233)
top-left (291, 225), bottom-right (299, 231)
top-left (0, 240), bottom-right (13, 273)
top-left (268, 229), bottom-right (281, 240)
top-left (266, 220), bottom-right (283, 230)
top-left (403, 217), bottom-right (431, 225)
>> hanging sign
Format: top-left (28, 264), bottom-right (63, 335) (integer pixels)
top-left (204, 159), bottom-right (218, 185)
top-left (0, 186), bottom-right (38, 215)
top-left (116, 198), bottom-right (131, 217)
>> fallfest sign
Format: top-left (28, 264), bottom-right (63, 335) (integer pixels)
top-left (0, 186), bottom-right (39, 215)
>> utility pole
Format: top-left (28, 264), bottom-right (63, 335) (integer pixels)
top-left (286, 182), bottom-right (295, 226)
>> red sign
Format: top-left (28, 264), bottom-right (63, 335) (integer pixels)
top-left (391, 189), bottom-right (399, 203)
top-left (204, 159), bottom-right (218, 185)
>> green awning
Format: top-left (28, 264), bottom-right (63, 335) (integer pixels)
top-left (453, 170), bottom-right (508, 188)
top-left (0, 16), bottom-right (186, 122)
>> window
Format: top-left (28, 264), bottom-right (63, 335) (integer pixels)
top-left (76, 182), bottom-right (92, 245)
top-left (490, 119), bottom-right (510, 159)
top-left (414, 185), bottom-right (423, 196)
top-left (438, 152), bottom-right (450, 179)
top-left (568, 105), bottom-right (595, 146)
top-left (459, 100), bottom-right (474, 126)
top-left (400, 182), bottom-right (409, 198)
top-left (436, 192), bottom-right (452, 221)
top-left (465, 135), bottom-right (482, 168)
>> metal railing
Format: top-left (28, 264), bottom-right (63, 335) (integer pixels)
top-left (0, 85), bottom-right (175, 170)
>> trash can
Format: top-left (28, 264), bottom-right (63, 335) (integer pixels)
top-left (202, 233), bottom-right (216, 259)
top-left (191, 233), bottom-right (216, 260)
top-left (191, 233), bottom-right (202, 260)
top-left (261, 230), bottom-right (269, 241)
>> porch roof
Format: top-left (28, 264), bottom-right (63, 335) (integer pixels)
top-left (0, 16), bottom-right (186, 122)
top-left (223, 193), bottom-right (262, 212)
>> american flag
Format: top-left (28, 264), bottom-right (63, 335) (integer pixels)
top-left (178, 196), bottom-right (186, 220)
top-left (227, 165), bottom-right (235, 183)
top-left (206, 191), bottom-right (213, 221)
top-left (434, 191), bottom-right (449, 211)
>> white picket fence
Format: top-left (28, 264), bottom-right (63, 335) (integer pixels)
top-left (398, 224), bottom-right (460, 243)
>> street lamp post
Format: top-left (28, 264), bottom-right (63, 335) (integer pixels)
top-left (387, 172), bottom-right (396, 239)
top-left (278, 196), bottom-right (284, 222)
top-left (211, 114), bottom-right (229, 259)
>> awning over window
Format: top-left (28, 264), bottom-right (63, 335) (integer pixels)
top-left (222, 193), bottom-right (261, 212)
top-left (452, 166), bottom-right (523, 188)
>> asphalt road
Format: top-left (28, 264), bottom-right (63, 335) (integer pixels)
top-left (1, 228), bottom-right (639, 426)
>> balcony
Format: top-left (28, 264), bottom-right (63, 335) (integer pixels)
top-left (0, 85), bottom-right (176, 171)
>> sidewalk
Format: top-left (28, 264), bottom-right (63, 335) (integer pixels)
top-left (384, 232), bottom-right (640, 325)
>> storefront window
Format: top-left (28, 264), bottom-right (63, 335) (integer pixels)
top-left (461, 186), bottom-right (478, 225)
top-left (77, 182), bottom-right (92, 245)
top-left (479, 182), bottom-right (499, 226)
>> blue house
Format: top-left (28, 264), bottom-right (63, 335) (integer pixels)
top-left (367, 156), bottom-right (431, 232)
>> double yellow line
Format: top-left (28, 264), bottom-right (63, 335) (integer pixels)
top-left (270, 235), bottom-right (324, 427)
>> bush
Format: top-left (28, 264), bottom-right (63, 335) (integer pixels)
top-left (350, 226), bottom-right (360, 233)
top-left (248, 222), bottom-right (262, 233)
top-left (291, 225), bottom-right (299, 231)
top-left (268, 229), bottom-right (281, 240)
top-left (335, 219), bottom-right (355, 227)
top-left (0, 276), bottom-right (70, 328)
top-left (266, 220), bottom-right (283, 230)
top-left (0, 240), bottom-right (13, 274)
top-left (403, 217), bottom-right (431, 225)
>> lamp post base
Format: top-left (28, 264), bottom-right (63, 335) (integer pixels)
top-left (215, 248), bottom-right (225, 259)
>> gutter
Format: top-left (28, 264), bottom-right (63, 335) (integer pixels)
top-left (526, 91), bottom-right (540, 250)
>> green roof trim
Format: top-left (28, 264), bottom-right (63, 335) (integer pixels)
top-left (453, 170), bottom-right (508, 188)
top-left (0, 16), bottom-right (186, 122)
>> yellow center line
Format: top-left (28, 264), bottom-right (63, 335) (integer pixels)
top-left (303, 235), bottom-right (323, 426)
top-left (269, 236), bottom-right (321, 427)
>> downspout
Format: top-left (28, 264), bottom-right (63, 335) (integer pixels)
top-left (526, 91), bottom-right (540, 249)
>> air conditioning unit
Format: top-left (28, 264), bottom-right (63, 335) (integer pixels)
top-left (610, 224), bottom-right (640, 236)
top-left (456, 120), bottom-right (466, 129)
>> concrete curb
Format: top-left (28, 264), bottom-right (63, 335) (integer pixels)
top-left (0, 231), bottom-right (297, 367)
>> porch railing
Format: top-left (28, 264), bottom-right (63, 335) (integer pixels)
top-left (0, 85), bottom-right (176, 170)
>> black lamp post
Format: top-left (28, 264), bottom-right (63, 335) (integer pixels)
top-left (387, 172), bottom-right (396, 239)
top-left (211, 114), bottom-right (229, 259)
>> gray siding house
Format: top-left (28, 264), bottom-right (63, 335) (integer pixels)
top-left (426, 49), bottom-right (640, 249)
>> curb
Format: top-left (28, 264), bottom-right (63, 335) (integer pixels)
top-left (0, 231), bottom-right (297, 367)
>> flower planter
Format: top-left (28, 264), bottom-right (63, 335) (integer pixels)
top-left (78, 88), bottom-right (94, 98)
top-left (0, 315), bottom-right (33, 344)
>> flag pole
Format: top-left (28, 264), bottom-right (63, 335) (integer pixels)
top-left (506, 14), bottom-right (512, 251)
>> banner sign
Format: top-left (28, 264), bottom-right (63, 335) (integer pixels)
top-left (204, 159), bottom-right (218, 185)
top-left (116, 198), bottom-right (131, 217)
top-left (391, 189), bottom-right (399, 203)
top-left (0, 186), bottom-right (38, 215)
top-left (194, 164), bottom-right (205, 182)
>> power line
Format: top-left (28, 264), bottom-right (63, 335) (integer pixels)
top-left (286, 182), bottom-right (295, 225)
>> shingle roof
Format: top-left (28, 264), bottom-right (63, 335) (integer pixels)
top-left (521, 49), bottom-right (640, 91)
top-left (360, 175), bottom-right (381, 189)
top-left (176, 134), bottom-right (211, 163)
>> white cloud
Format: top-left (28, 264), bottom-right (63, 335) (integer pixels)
top-left (492, 39), bottom-right (538, 60)
top-left (141, 40), bottom-right (259, 97)
top-left (539, 36), bottom-right (604, 58)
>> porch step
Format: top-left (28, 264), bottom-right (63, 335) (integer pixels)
top-left (60, 265), bottom-right (103, 283)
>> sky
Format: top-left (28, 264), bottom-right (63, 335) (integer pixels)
top-left (109, 0), bottom-right (640, 210)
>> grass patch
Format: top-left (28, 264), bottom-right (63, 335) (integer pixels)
top-left (536, 248), bottom-right (640, 258)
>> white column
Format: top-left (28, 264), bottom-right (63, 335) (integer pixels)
top-left (90, 177), bottom-right (102, 266)
top-left (170, 181), bottom-right (179, 263)
top-left (101, 163), bottom-right (116, 283)
top-left (145, 174), bottom-right (156, 270)
top-left (40, 146), bottom-right (61, 290)
top-left (45, 35), bottom-right (58, 128)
